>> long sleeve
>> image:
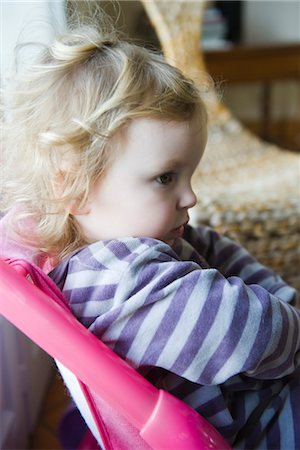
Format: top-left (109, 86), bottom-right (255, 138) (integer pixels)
top-left (181, 224), bottom-right (298, 304)
top-left (57, 237), bottom-right (300, 386)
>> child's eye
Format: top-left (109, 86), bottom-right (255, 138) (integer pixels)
top-left (156, 173), bottom-right (174, 185)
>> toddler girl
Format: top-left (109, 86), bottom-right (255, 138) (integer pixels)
top-left (1, 24), bottom-right (299, 450)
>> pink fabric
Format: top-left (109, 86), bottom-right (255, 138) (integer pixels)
top-left (0, 210), bottom-right (53, 272)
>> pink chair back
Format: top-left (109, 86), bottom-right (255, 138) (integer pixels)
top-left (0, 258), bottom-right (231, 450)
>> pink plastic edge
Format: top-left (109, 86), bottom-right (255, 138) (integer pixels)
top-left (0, 259), bottom-right (231, 450)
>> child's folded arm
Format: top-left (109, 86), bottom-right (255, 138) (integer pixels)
top-left (184, 224), bottom-right (298, 304)
top-left (69, 238), bottom-right (300, 386)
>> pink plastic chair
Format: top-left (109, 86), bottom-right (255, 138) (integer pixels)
top-left (0, 258), bottom-right (231, 450)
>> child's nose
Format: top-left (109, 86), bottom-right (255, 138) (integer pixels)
top-left (177, 185), bottom-right (197, 210)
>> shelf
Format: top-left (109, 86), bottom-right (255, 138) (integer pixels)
top-left (204, 43), bottom-right (300, 83)
top-left (204, 43), bottom-right (300, 150)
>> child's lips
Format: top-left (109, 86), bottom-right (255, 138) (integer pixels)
top-left (171, 224), bottom-right (185, 238)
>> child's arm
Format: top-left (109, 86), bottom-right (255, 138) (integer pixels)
top-left (63, 238), bottom-right (300, 387)
top-left (182, 224), bottom-right (297, 305)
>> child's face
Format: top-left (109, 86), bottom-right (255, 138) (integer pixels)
top-left (74, 116), bottom-right (206, 246)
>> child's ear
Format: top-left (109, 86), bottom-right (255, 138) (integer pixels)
top-left (52, 170), bottom-right (90, 215)
top-left (69, 198), bottom-right (90, 215)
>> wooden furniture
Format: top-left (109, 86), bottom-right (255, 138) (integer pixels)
top-left (204, 43), bottom-right (300, 148)
top-left (204, 43), bottom-right (300, 82)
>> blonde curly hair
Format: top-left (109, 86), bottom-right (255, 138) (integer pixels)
top-left (1, 24), bottom-right (207, 259)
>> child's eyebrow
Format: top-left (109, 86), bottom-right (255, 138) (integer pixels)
top-left (155, 159), bottom-right (184, 172)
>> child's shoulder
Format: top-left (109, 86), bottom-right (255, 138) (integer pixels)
top-left (70, 236), bottom-right (181, 273)
top-left (51, 225), bottom-right (214, 285)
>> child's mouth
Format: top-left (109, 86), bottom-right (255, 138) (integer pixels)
top-left (171, 225), bottom-right (185, 238)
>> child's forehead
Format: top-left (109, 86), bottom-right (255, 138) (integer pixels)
top-left (113, 115), bottom-right (205, 169)
top-left (124, 115), bottom-right (204, 141)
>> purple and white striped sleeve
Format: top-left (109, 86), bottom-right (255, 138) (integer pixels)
top-left (183, 225), bottom-right (298, 304)
top-left (71, 237), bottom-right (300, 387)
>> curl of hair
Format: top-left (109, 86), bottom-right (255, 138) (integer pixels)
top-left (1, 23), bottom-right (207, 259)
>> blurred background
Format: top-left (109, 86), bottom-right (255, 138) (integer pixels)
top-left (76, 0), bottom-right (299, 151)
top-left (1, 1), bottom-right (299, 449)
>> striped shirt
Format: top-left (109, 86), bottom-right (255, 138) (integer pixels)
top-left (50, 225), bottom-right (300, 449)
